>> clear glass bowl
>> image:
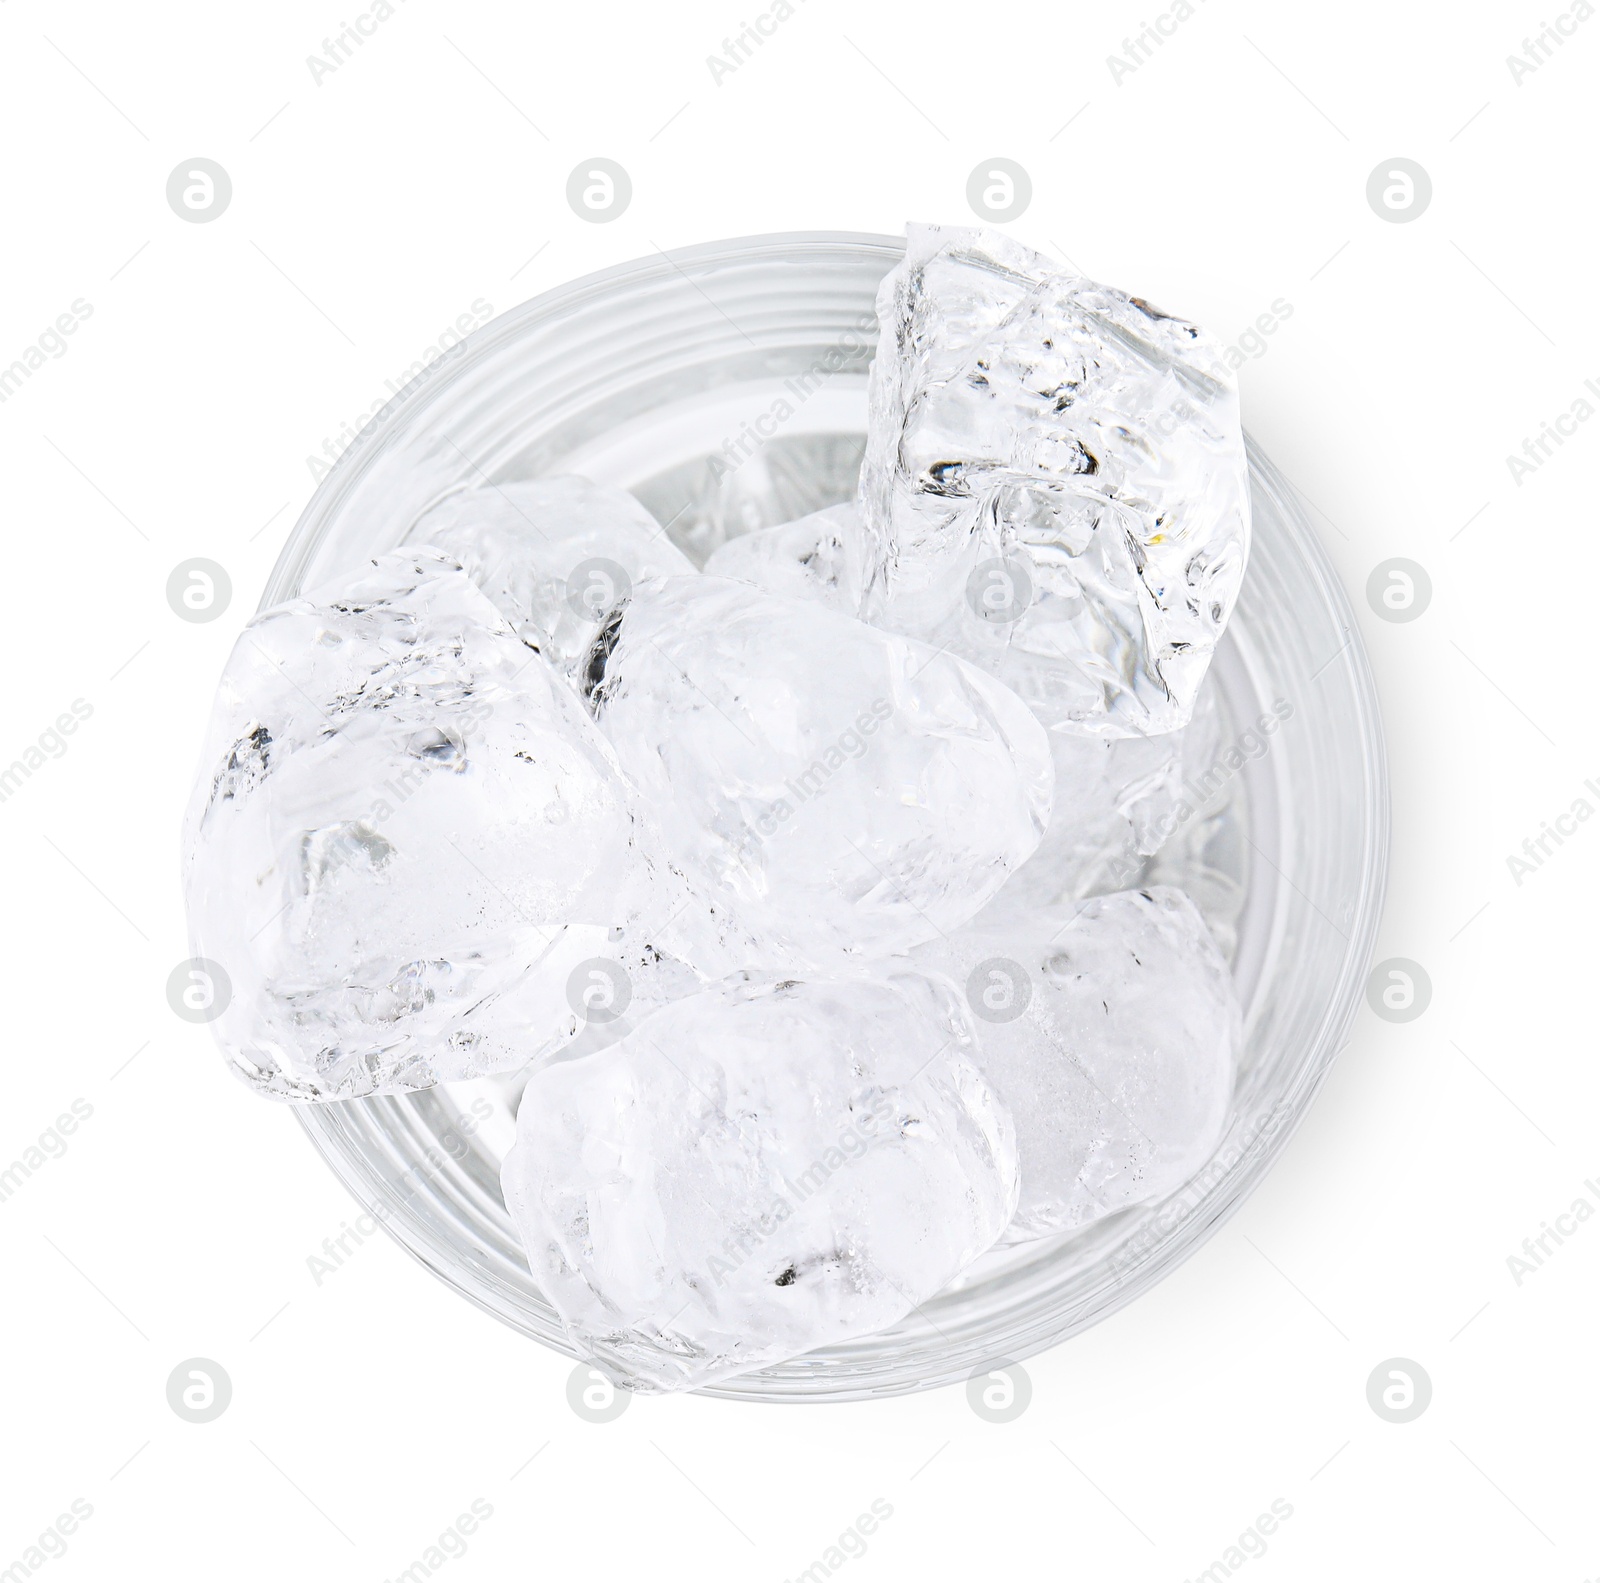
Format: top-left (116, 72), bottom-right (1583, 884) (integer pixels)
top-left (261, 233), bottom-right (1388, 1402)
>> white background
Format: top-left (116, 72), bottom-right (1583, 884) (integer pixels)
top-left (2, 0), bottom-right (1597, 1578)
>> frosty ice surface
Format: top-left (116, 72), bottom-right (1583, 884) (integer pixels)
top-left (410, 475), bottom-right (694, 683)
top-left (702, 501), bottom-right (872, 616)
top-left (916, 887), bottom-right (1239, 1243)
top-left (982, 683), bottom-right (1224, 915)
top-left (182, 218), bottom-right (1262, 1391)
top-left (501, 966), bottom-right (1018, 1391)
top-left (587, 574), bottom-right (1054, 959)
top-left (182, 549), bottom-right (656, 1100)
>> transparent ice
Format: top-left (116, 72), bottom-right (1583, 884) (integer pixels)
top-left (182, 549), bottom-right (665, 1100)
top-left (702, 501), bottom-right (872, 615)
top-left (915, 886), bottom-right (1239, 1244)
top-left (981, 681), bottom-right (1224, 916)
top-left (500, 966), bottom-right (1018, 1392)
top-left (183, 219), bottom-right (1261, 1390)
top-left (857, 223), bottom-right (1249, 737)
top-left (588, 574), bottom-right (1054, 961)
top-left (409, 475), bottom-right (694, 683)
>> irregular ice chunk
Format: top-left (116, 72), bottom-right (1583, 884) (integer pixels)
top-left (858, 224), bottom-right (1249, 737)
top-left (702, 501), bottom-right (872, 616)
top-left (182, 549), bottom-right (660, 1101)
top-left (915, 887), bottom-right (1238, 1243)
top-left (588, 574), bottom-right (1053, 959)
top-left (501, 967), bottom-right (1018, 1392)
top-left (982, 681), bottom-right (1224, 914)
top-left (409, 475), bottom-right (694, 683)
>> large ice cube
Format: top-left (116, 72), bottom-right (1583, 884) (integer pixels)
top-left (409, 475), bottom-right (694, 684)
top-left (915, 887), bottom-right (1239, 1243)
top-left (858, 224), bottom-right (1249, 737)
top-left (182, 549), bottom-right (663, 1101)
top-left (587, 574), bottom-right (1053, 959)
top-left (501, 966), bottom-right (1018, 1392)
top-left (702, 501), bottom-right (872, 616)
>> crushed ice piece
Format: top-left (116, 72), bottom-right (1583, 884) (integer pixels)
top-left (858, 223), bottom-right (1249, 737)
top-left (914, 886), bottom-right (1238, 1243)
top-left (501, 966), bottom-right (1018, 1392)
top-left (181, 548), bottom-right (661, 1101)
top-left (702, 501), bottom-right (873, 616)
top-left (587, 574), bottom-right (1054, 960)
top-left (409, 475), bottom-right (694, 683)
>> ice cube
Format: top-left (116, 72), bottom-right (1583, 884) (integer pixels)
top-left (631, 434), bottom-right (870, 568)
top-left (914, 887), bottom-right (1239, 1243)
top-left (702, 501), bottom-right (872, 616)
top-left (409, 475), bottom-right (695, 684)
top-left (858, 224), bottom-right (1249, 737)
top-left (182, 548), bottom-right (662, 1101)
top-left (500, 966), bottom-right (1018, 1392)
top-left (982, 682), bottom-right (1224, 915)
top-left (587, 574), bottom-right (1054, 960)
